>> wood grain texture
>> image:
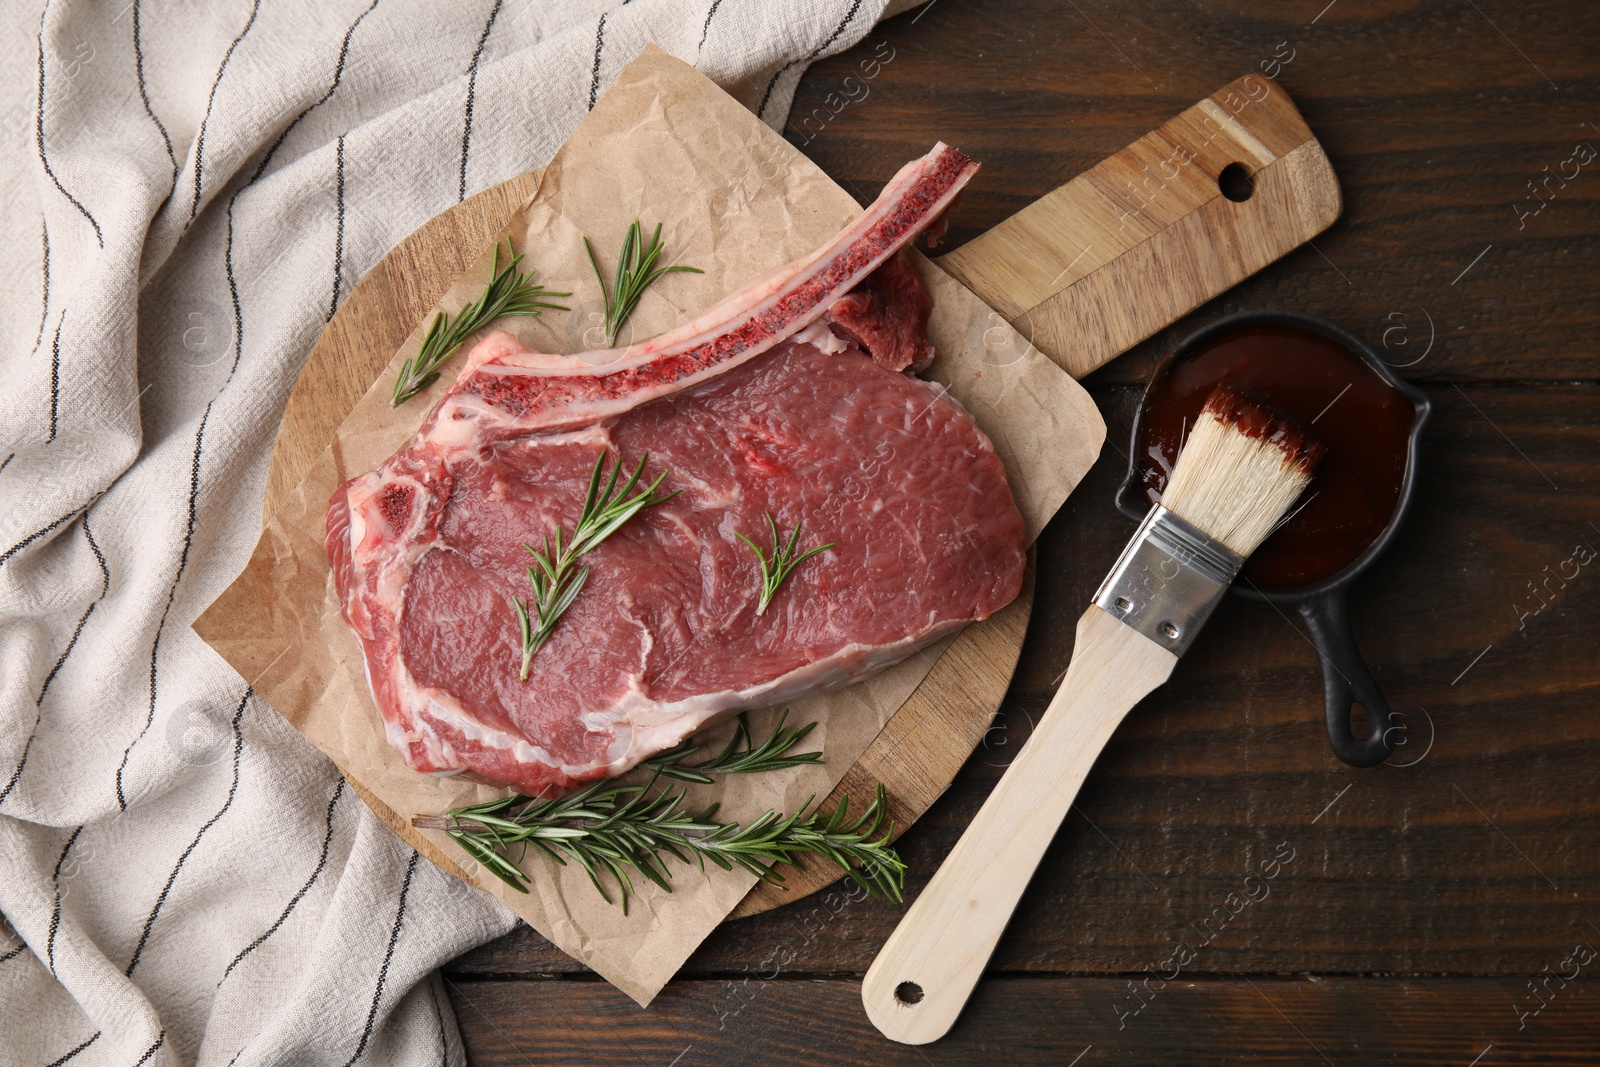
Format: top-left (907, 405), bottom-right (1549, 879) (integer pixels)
top-left (446, 13), bottom-right (1600, 1063)
top-left (940, 76), bottom-right (1341, 377)
top-left (446, 975), bottom-right (1600, 1066)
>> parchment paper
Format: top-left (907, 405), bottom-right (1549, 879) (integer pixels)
top-left (194, 45), bottom-right (1105, 1006)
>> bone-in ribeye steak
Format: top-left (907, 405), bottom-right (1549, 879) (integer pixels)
top-left (327, 143), bottom-right (1027, 797)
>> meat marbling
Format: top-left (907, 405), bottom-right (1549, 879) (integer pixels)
top-left (327, 143), bottom-right (1027, 797)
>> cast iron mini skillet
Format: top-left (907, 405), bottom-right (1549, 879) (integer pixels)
top-left (1115, 308), bottom-right (1431, 767)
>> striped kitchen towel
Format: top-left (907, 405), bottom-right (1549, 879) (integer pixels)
top-left (0, 1), bottom-right (904, 1063)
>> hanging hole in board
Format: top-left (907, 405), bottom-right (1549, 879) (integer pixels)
top-left (895, 981), bottom-right (925, 1005)
top-left (1218, 162), bottom-right (1255, 202)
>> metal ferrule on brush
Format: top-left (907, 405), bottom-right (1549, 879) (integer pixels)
top-left (1093, 505), bottom-right (1245, 656)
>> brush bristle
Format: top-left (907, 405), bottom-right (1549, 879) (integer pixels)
top-left (1159, 387), bottom-right (1326, 556)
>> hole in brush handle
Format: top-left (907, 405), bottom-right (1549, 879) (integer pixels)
top-left (894, 982), bottom-right (925, 1005)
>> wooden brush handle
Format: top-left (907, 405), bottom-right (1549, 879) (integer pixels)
top-left (861, 605), bottom-right (1178, 1044)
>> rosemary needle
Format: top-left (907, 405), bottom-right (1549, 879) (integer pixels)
top-left (391, 241), bottom-right (569, 406)
top-left (513, 452), bottom-right (676, 678)
top-left (736, 513), bottom-right (836, 616)
top-left (584, 220), bottom-right (703, 347)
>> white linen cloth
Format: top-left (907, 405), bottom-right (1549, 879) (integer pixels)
top-left (0, 1), bottom-right (903, 1063)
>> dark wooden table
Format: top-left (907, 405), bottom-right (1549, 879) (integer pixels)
top-left (444, 2), bottom-right (1600, 1062)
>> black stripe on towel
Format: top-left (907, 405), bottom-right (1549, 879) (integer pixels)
top-left (248, 0), bottom-right (380, 188)
top-left (48, 312), bottom-right (63, 442)
top-left (125, 691), bottom-right (249, 977)
top-left (0, 728), bottom-right (38, 811)
top-left (43, 1031), bottom-right (101, 1067)
top-left (46, 825), bottom-right (85, 971)
top-left (0, 507), bottom-right (81, 571)
top-left (757, 0), bottom-right (865, 119)
top-left (588, 13), bottom-right (607, 111)
top-left (220, 776), bottom-right (346, 981)
top-left (132, 0), bottom-right (177, 189)
top-left (39, 514), bottom-right (106, 699)
top-left (188, 0), bottom-right (262, 222)
top-left (0, 518), bottom-right (109, 808)
top-left (340, 851), bottom-right (421, 1067)
top-left (35, 2), bottom-right (103, 246)
top-left (131, 1030), bottom-right (166, 1067)
top-left (698, 0), bottom-right (725, 54)
top-left (33, 221), bottom-right (48, 354)
top-left (330, 132), bottom-right (347, 319)
top-left (83, 512), bottom-right (108, 592)
top-left (458, 0), bottom-right (504, 201)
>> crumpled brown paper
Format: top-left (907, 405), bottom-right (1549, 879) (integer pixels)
top-left (194, 45), bottom-right (1104, 1006)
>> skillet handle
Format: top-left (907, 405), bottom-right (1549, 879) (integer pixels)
top-left (1295, 588), bottom-right (1395, 767)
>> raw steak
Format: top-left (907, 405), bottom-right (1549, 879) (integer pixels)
top-left (327, 143), bottom-right (1027, 797)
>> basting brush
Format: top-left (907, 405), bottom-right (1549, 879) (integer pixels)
top-left (862, 386), bottom-right (1326, 1045)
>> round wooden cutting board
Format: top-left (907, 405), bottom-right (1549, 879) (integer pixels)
top-left (263, 169), bottom-right (1034, 919)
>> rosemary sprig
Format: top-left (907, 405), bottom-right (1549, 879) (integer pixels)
top-left (513, 452), bottom-right (676, 678)
top-left (392, 241), bottom-right (569, 406)
top-left (736, 514), bottom-right (836, 616)
top-left (644, 711), bottom-right (823, 783)
top-left (584, 220), bottom-right (703, 346)
top-left (418, 777), bottom-right (904, 913)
